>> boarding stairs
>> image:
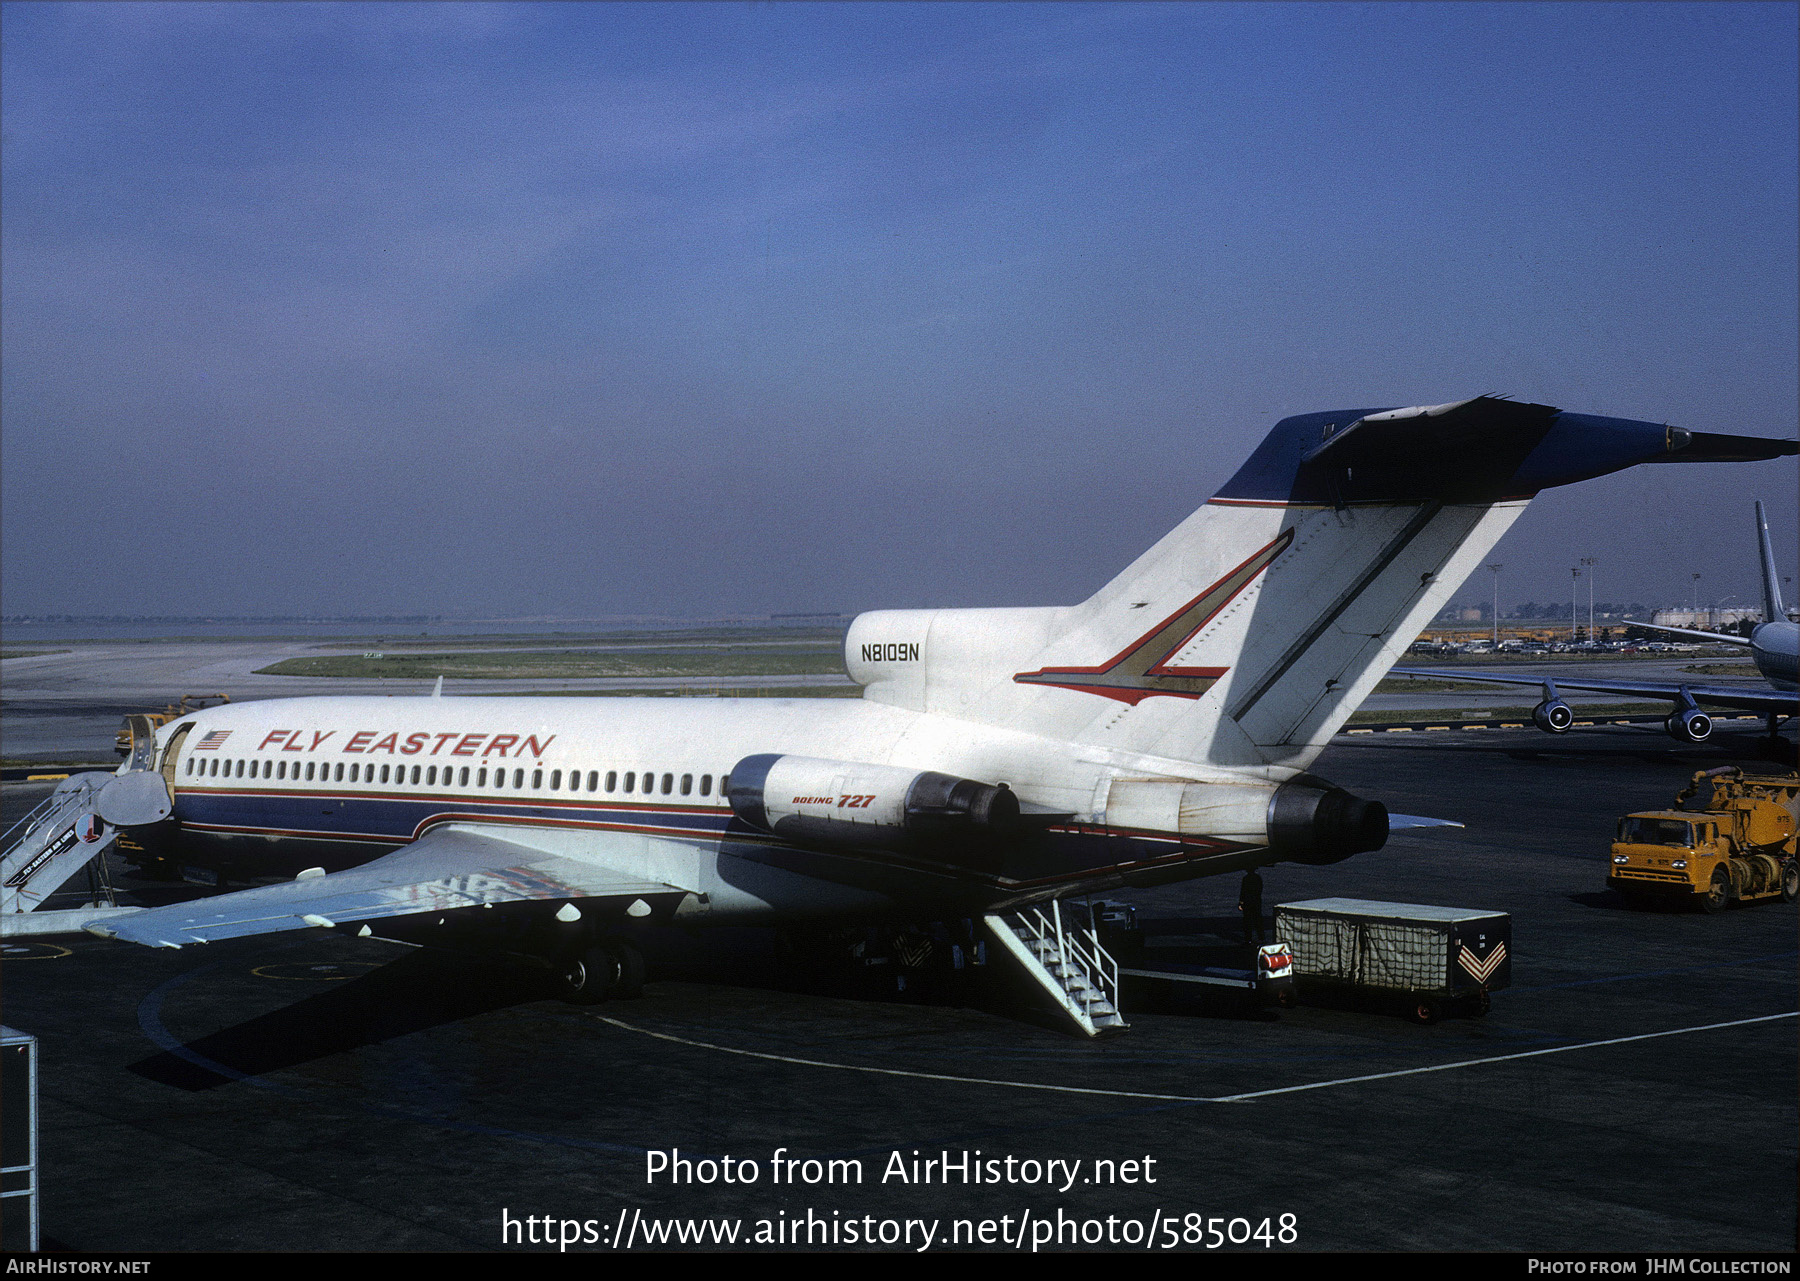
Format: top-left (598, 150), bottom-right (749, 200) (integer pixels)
top-left (1, 770), bottom-right (166, 936)
top-left (985, 900), bottom-right (1127, 1037)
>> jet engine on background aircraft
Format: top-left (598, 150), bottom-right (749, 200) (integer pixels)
top-left (1666, 696), bottom-right (1713, 743)
top-left (1533, 696), bottom-right (1575, 734)
top-left (727, 753), bottom-right (1020, 849)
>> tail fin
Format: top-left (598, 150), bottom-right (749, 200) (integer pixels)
top-left (847, 399), bottom-right (1797, 772)
top-left (1756, 500), bottom-right (1788, 625)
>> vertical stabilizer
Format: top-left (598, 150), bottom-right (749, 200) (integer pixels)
top-left (1755, 501), bottom-right (1787, 624)
top-left (847, 399), bottom-right (1796, 773)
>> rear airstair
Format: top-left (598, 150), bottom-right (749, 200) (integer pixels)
top-left (985, 900), bottom-right (1127, 1037)
top-left (2, 771), bottom-right (167, 936)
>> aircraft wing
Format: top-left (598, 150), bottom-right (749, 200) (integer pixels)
top-left (86, 824), bottom-right (695, 949)
top-left (1390, 667), bottom-right (1797, 715)
top-left (1622, 620), bottom-right (1753, 646)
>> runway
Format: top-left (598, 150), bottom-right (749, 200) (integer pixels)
top-left (3, 718), bottom-right (1794, 1253)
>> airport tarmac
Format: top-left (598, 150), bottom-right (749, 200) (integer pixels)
top-left (3, 720), bottom-right (1794, 1254)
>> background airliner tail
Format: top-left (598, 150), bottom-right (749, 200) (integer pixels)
top-left (1756, 500), bottom-right (1788, 625)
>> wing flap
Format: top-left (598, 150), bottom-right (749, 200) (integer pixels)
top-left (87, 824), bottom-right (694, 949)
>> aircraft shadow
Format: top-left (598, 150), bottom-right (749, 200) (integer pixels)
top-left (127, 948), bottom-right (547, 1092)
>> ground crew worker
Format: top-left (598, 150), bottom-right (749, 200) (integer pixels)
top-left (1239, 869), bottom-right (1265, 945)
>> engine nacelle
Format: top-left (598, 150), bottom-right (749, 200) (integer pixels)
top-left (1268, 773), bottom-right (1389, 865)
top-left (1533, 698), bottom-right (1575, 733)
top-left (727, 753), bottom-right (1020, 849)
top-left (1666, 704), bottom-right (1712, 742)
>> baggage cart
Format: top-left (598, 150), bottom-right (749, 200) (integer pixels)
top-left (1272, 898), bottom-right (1510, 1023)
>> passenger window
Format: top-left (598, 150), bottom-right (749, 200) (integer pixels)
top-left (379, 765), bottom-right (389, 784)
top-left (458, 767), bottom-right (469, 787)
top-left (426, 766), bottom-right (436, 786)
top-left (532, 769), bottom-right (543, 789)
top-left (513, 769), bottom-right (524, 789)
top-left (477, 768), bottom-right (487, 787)
top-left (624, 772), bottom-right (635, 793)
top-left (662, 773), bottom-right (673, 795)
top-left (276, 761), bottom-right (285, 780)
top-left (700, 774), bottom-right (711, 796)
top-left (550, 770), bottom-right (561, 790)
top-left (681, 774), bottom-right (692, 796)
top-left (349, 763), bottom-right (359, 782)
top-left (720, 774), bottom-right (730, 796)
top-left (606, 771), bottom-right (617, 792)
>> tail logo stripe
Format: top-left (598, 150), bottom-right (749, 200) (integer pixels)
top-left (1012, 529), bottom-right (1294, 705)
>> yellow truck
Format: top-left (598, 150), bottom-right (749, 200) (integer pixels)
top-left (1608, 767), bottom-right (1799, 911)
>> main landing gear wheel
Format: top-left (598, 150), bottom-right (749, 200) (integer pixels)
top-left (1780, 863), bottom-right (1798, 904)
top-left (1701, 871), bottom-right (1733, 914)
top-left (554, 941), bottom-right (645, 1005)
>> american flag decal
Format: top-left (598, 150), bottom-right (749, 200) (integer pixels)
top-left (1458, 941), bottom-right (1506, 984)
top-left (194, 730), bottom-right (232, 750)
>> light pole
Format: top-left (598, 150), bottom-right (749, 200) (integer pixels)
top-left (1580, 557), bottom-right (1597, 644)
top-left (1571, 566), bottom-right (1581, 643)
top-left (1487, 563), bottom-right (1503, 646)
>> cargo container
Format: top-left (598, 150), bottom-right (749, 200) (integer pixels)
top-left (1272, 898), bottom-right (1510, 1023)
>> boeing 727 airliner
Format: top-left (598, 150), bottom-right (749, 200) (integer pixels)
top-left (5, 396), bottom-right (1794, 1024)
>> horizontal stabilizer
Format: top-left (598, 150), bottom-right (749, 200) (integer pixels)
top-left (1643, 431), bottom-right (1799, 464)
top-left (1301, 395), bottom-right (1560, 472)
top-left (1216, 397), bottom-right (1795, 506)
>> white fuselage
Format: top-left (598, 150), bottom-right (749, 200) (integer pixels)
top-left (150, 693), bottom-right (1278, 923)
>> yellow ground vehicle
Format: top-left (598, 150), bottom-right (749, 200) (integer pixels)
top-left (1608, 767), bottom-right (1799, 911)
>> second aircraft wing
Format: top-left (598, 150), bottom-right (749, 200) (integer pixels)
top-left (1389, 667), bottom-right (1797, 715)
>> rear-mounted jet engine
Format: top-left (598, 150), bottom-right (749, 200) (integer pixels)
top-left (727, 753), bottom-right (1021, 850)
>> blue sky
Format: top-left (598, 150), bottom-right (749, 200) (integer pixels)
top-left (3, 1), bottom-right (1795, 618)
